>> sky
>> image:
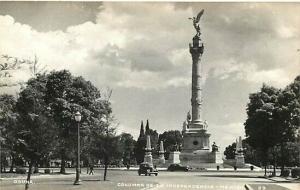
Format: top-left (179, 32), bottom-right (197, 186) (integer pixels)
top-left (0, 2), bottom-right (299, 152)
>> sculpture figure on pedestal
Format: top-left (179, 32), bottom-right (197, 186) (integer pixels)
top-left (189, 9), bottom-right (204, 37)
top-left (212, 142), bottom-right (219, 152)
top-left (186, 111), bottom-right (191, 123)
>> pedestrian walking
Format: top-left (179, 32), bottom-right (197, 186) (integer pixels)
top-left (89, 164), bottom-right (94, 175)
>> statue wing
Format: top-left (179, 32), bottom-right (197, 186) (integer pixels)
top-left (195, 9), bottom-right (204, 23)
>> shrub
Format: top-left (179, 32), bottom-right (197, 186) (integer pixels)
top-left (291, 168), bottom-right (300, 178)
top-left (281, 169), bottom-right (290, 177)
top-left (44, 169), bottom-right (51, 174)
top-left (16, 168), bottom-right (26, 174)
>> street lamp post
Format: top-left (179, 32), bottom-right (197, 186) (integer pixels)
top-left (74, 111), bottom-right (81, 185)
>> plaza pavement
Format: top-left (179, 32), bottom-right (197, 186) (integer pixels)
top-left (1, 168), bottom-right (299, 190)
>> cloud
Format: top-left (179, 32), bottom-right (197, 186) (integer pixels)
top-left (208, 59), bottom-right (292, 88)
top-left (0, 3), bottom-right (193, 90)
top-left (1, 3), bottom-right (299, 91)
top-left (0, 2), bottom-right (103, 32)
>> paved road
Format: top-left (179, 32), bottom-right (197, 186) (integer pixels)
top-left (0, 170), bottom-right (297, 190)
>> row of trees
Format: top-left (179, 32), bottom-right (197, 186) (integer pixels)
top-left (0, 70), bottom-right (126, 189)
top-left (225, 75), bottom-right (300, 175)
top-left (0, 54), bottom-right (182, 172)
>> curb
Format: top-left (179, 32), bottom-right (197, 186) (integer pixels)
top-left (265, 177), bottom-right (297, 183)
top-left (0, 174), bottom-right (78, 181)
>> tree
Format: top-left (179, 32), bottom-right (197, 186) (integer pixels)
top-left (0, 94), bottom-right (19, 172)
top-left (274, 76), bottom-right (300, 171)
top-left (16, 74), bottom-right (57, 190)
top-left (87, 88), bottom-right (121, 181)
top-left (224, 142), bottom-right (236, 160)
top-left (243, 140), bottom-right (261, 166)
top-left (44, 70), bottom-right (108, 173)
top-left (119, 133), bottom-right (136, 166)
top-left (89, 112), bottom-right (121, 181)
top-left (244, 84), bottom-right (280, 175)
top-left (134, 121), bottom-right (146, 164)
top-left (245, 77), bottom-right (300, 175)
top-left (145, 120), bottom-right (150, 134)
top-left (90, 127), bottom-right (121, 180)
top-left (158, 130), bottom-right (182, 159)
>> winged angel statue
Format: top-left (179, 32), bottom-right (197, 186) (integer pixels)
top-left (189, 9), bottom-right (204, 37)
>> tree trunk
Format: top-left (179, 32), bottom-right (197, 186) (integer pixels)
top-left (25, 162), bottom-right (33, 190)
top-left (9, 154), bottom-right (15, 173)
top-left (60, 150), bottom-right (66, 174)
top-left (103, 155), bottom-right (108, 181)
top-left (280, 143), bottom-right (285, 176)
top-left (273, 153), bottom-right (277, 177)
top-left (262, 149), bottom-right (268, 177)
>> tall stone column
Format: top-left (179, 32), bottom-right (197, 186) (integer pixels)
top-left (189, 35), bottom-right (204, 128)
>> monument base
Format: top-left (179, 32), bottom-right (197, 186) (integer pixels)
top-left (235, 155), bottom-right (245, 167)
top-left (180, 150), bottom-right (222, 167)
top-left (180, 120), bottom-right (223, 168)
top-left (144, 152), bottom-right (153, 165)
top-left (158, 154), bottom-right (165, 164)
top-left (168, 151), bottom-right (180, 164)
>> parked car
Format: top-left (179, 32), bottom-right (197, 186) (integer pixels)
top-left (138, 163), bottom-right (158, 176)
top-left (167, 164), bottom-right (190, 172)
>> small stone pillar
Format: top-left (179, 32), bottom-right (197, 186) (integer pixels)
top-left (235, 136), bottom-right (245, 167)
top-left (144, 135), bottom-right (153, 165)
top-left (158, 141), bottom-right (165, 164)
top-left (169, 151), bottom-right (180, 164)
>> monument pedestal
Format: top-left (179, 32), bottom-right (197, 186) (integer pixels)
top-left (144, 152), bottom-right (153, 164)
top-left (168, 151), bottom-right (180, 164)
top-left (211, 151), bottom-right (223, 164)
top-left (158, 154), bottom-right (165, 164)
top-left (235, 155), bottom-right (245, 168)
top-left (180, 150), bottom-right (222, 167)
top-left (182, 128), bottom-right (210, 151)
top-left (179, 120), bottom-right (223, 167)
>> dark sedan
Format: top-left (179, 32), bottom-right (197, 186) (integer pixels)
top-left (167, 164), bottom-right (191, 172)
top-left (138, 163), bottom-right (158, 176)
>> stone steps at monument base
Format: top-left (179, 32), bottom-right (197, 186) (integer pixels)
top-left (185, 163), bottom-right (225, 169)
